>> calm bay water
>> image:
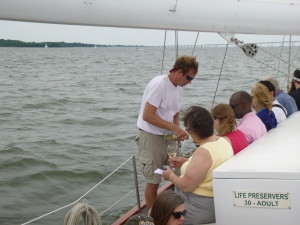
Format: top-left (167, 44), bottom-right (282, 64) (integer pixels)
top-left (0, 46), bottom-right (298, 225)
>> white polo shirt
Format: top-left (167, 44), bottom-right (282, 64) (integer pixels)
top-left (137, 75), bottom-right (183, 135)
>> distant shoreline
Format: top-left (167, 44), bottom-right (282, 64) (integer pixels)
top-left (1, 39), bottom-right (299, 48)
top-left (0, 39), bottom-right (145, 48)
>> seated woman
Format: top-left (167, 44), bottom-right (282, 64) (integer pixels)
top-left (162, 106), bottom-right (233, 225)
top-left (212, 103), bottom-right (249, 155)
top-left (251, 83), bottom-right (277, 131)
top-left (150, 190), bottom-right (185, 225)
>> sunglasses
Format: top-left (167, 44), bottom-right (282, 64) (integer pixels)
top-left (172, 210), bottom-right (186, 219)
top-left (185, 74), bottom-right (194, 81)
top-left (230, 102), bottom-right (244, 109)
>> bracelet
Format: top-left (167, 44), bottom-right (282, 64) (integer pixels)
top-left (169, 173), bottom-right (175, 182)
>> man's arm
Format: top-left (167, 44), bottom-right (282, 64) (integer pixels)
top-left (143, 102), bottom-right (187, 139)
top-left (173, 112), bottom-right (180, 126)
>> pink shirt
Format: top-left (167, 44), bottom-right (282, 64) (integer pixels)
top-left (237, 112), bottom-right (267, 144)
top-left (225, 130), bottom-right (249, 155)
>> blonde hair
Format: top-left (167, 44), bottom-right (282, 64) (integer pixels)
top-left (211, 103), bottom-right (236, 136)
top-left (251, 83), bottom-right (273, 111)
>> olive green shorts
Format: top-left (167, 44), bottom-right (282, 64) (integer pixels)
top-left (135, 129), bottom-right (169, 184)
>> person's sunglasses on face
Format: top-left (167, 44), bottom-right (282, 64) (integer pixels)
top-left (172, 210), bottom-right (187, 219)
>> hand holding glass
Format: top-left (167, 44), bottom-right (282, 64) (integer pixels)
top-left (164, 131), bottom-right (178, 141)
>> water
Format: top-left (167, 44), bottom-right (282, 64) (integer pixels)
top-left (0, 46), bottom-right (299, 225)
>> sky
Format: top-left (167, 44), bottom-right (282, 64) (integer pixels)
top-left (1, 20), bottom-right (300, 46)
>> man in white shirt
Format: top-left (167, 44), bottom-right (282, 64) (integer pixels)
top-left (136, 55), bottom-right (199, 210)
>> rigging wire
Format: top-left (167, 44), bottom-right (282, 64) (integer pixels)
top-left (100, 181), bottom-right (147, 216)
top-left (175, 30), bottom-right (179, 58)
top-left (211, 42), bottom-right (229, 110)
top-left (161, 30), bottom-right (167, 75)
top-left (21, 156), bottom-right (134, 225)
top-left (259, 46), bottom-right (298, 70)
top-left (231, 37), bottom-right (298, 77)
top-left (234, 42), bottom-right (295, 77)
top-left (281, 40), bottom-right (300, 91)
top-left (191, 32), bottom-right (199, 56)
top-left (232, 36), bottom-right (300, 93)
top-left (249, 53), bottom-right (288, 75)
top-left (292, 45), bottom-right (300, 65)
top-left (287, 35), bottom-right (292, 91)
top-left (275, 35), bottom-right (289, 90)
top-left (275, 35), bottom-right (285, 80)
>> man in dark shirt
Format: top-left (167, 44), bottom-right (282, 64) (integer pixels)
top-left (289, 69), bottom-right (300, 111)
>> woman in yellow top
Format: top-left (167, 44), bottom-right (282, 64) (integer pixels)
top-left (162, 106), bottom-right (233, 225)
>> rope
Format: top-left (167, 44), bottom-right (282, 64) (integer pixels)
top-left (21, 156), bottom-right (134, 225)
top-left (211, 42), bottom-right (229, 110)
top-left (64, 200), bottom-right (102, 225)
top-left (100, 181), bottom-right (147, 216)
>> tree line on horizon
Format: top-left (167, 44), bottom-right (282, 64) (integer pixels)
top-left (0, 39), bottom-right (134, 47)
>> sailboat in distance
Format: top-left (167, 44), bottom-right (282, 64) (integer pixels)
top-left (0, 1), bottom-right (300, 225)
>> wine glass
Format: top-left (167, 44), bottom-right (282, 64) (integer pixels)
top-left (167, 142), bottom-right (179, 159)
top-left (167, 142), bottom-right (179, 170)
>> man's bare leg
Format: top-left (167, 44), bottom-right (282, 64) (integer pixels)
top-left (145, 182), bottom-right (159, 211)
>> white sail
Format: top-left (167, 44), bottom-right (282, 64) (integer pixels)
top-left (0, 0), bottom-right (300, 35)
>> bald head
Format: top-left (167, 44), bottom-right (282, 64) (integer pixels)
top-left (231, 91), bottom-right (252, 104)
top-left (229, 91), bottom-right (252, 119)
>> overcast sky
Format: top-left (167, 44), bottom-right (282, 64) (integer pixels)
top-left (1, 20), bottom-right (300, 46)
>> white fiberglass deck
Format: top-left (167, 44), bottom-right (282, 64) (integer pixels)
top-left (213, 111), bottom-right (300, 225)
